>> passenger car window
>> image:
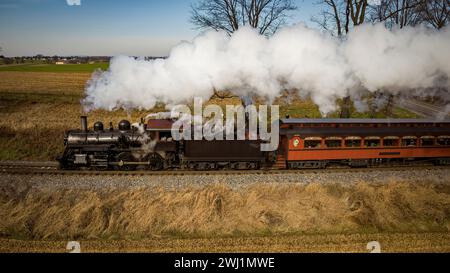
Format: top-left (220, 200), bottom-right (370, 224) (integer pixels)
top-left (420, 137), bottom-right (435, 146)
top-left (325, 139), bottom-right (341, 148)
top-left (345, 138), bottom-right (361, 147)
top-left (304, 140), bottom-right (321, 148)
top-left (402, 137), bottom-right (417, 147)
top-left (383, 138), bottom-right (399, 147)
top-left (437, 137), bottom-right (450, 146)
top-left (364, 138), bottom-right (380, 147)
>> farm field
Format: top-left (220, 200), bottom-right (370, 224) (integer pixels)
top-left (2, 233), bottom-right (449, 253)
top-left (0, 63), bottom-right (109, 73)
top-left (0, 66), bottom-right (418, 161)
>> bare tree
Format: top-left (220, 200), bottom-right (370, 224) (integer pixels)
top-left (312, 0), bottom-right (369, 37)
top-left (370, 0), bottom-right (449, 29)
top-left (348, 0), bottom-right (369, 26)
top-left (418, 0), bottom-right (449, 29)
top-left (311, 0), bottom-right (345, 36)
top-left (370, 0), bottom-right (424, 29)
top-left (190, 0), bottom-right (297, 36)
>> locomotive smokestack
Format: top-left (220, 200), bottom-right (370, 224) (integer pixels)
top-left (81, 116), bottom-right (88, 132)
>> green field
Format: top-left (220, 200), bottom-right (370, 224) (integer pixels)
top-left (0, 63), bottom-right (109, 73)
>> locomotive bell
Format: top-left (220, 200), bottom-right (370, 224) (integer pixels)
top-left (118, 120), bottom-right (131, 131)
top-left (93, 121), bottom-right (104, 131)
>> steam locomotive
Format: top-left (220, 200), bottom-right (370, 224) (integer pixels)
top-left (58, 116), bottom-right (450, 170)
top-left (58, 116), bottom-right (269, 171)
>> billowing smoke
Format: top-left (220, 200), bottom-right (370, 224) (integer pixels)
top-left (83, 23), bottom-right (450, 115)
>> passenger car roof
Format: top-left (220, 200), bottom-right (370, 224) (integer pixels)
top-left (280, 118), bottom-right (450, 124)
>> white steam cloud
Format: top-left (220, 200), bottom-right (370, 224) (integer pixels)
top-left (83, 23), bottom-right (450, 115)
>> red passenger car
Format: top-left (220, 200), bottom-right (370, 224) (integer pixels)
top-left (278, 119), bottom-right (450, 169)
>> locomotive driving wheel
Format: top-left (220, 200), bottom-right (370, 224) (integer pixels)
top-left (114, 152), bottom-right (137, 171)
top-left (146, 153), bottom-right (164, 171)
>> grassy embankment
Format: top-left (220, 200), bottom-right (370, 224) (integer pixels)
top-left (0, 181), bottom-right (449, 252)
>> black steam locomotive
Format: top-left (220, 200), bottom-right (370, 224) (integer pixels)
top-left (58, 116), bottom-right (271, 171)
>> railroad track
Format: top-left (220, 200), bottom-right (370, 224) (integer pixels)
top-left (1, 161), bottom-right (448, 176)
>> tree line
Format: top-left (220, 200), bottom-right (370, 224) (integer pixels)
top-left (313, 0), bottom-right (449, 37)
top-left (191, 0), bottom-right (448, 36)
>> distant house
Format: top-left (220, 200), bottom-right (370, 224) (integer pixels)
top-left (55, 61), bottom-right (65, 65)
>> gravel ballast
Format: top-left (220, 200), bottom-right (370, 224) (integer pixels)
top-left (1, 168), bottom-right (449, 190)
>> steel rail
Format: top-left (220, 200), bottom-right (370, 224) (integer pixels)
top-left (1, 161), bottom-right (448, 176)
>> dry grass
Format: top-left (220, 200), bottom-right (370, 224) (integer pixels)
top-left (0, 72), bottom-right (90, 95)
top-left (0, 181), bottom-right (449, 240)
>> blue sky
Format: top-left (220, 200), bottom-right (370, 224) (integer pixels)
top-left (0, 0), bottom-right (321, 56)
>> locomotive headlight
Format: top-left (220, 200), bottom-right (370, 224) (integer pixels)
top-left (293, 138), bottom-right (300, 147)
